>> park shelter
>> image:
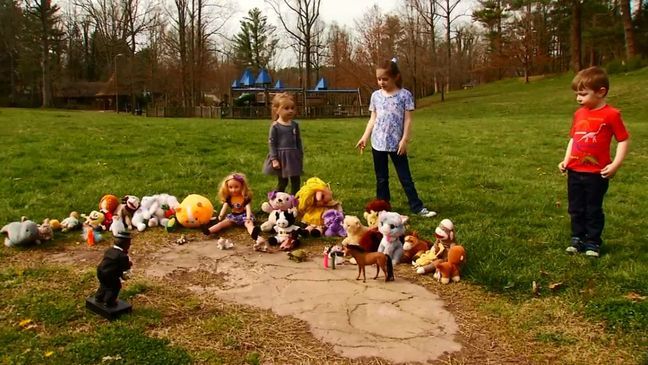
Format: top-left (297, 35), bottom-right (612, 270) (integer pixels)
top-left (229, 70), bottom-right (364, 119)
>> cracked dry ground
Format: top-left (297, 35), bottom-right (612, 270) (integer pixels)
top-left (25, 230), bottom-right (639, 364)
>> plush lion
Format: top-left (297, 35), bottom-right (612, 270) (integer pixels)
top-left (295, 177), bottom-right (341, 237)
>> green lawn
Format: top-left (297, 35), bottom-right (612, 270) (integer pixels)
top-left (1, 67), bottom-right (646, 363)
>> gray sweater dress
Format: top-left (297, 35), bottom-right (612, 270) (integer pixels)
top-left (262, 121), bottom-right (304, 178)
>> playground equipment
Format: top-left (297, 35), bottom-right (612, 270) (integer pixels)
top-left (229, 68), bottom-right (364, 119)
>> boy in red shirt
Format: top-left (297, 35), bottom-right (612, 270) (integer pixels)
top-left (558, 66), bottom-right (630, 257)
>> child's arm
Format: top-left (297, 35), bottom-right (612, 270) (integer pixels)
top-left (356, 111), bottom-right (376, 152)
top-left (218, 203), bottom-right (229, 220)
top-left (601, 139), bottom-right (630, 178)
top-left (558, 138), bottom-right (574, 174)
top-left (268, 125), bottom-right (280, 169)
top-left (398, 110), bottom-right (413, 155)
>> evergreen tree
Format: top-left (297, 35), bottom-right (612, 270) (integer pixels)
top-left (233, 7), bottom-right (278, 71)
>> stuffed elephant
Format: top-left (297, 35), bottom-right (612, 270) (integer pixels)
top-left (2, 219), bottom-right (40, 247)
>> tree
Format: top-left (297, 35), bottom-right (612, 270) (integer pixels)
top-left (233, 7), bottom-right (278, 71)
top-left (267, 0), bottom-right (322, 89)
top-left (570, 0), bottom-right (582, 71)
top-left (619, 0), bottom-right (637, 58)
top-left (25, 0), bottom-right (62, 108)
top-left (0, 0), bottom-right (22, 105)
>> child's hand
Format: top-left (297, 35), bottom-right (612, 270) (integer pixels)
top-left (272, 159), bottom-right (280, 169)
top-left (601, 163), bottom-right (619, 179)
top-left (397, 140), bottom-right (408, 155)
top-left (355, 139), bottom-right (366, 154)
top-left (218, 214), bottom-right (224, 221)
top-left (558, 161), bottom-right (567, 175)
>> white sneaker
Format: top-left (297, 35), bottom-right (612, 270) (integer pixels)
top-left (417, 208), bottom-right (437, 217)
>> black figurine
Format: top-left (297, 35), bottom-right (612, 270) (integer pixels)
top-left (86, 231), bottom-right (133, 319)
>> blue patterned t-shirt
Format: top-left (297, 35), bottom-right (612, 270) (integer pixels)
top-left (369, 88), bottom-right (415, 152)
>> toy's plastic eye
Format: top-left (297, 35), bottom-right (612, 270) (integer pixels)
top-left (390, 224), bottom-right (395, 229)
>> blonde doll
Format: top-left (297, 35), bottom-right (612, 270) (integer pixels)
top-left (203, 172), bottom-right (266, 247)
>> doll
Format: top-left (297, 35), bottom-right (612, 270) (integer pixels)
top-left (203, 172), bottom-right (267, 247)
top-left (295, 177), bottom-right (341, 237)
top-left (95, 231), bottom-right (132, 307)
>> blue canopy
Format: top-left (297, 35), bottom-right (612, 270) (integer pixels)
top-left (274, 80), bottom-right (284, 89)
top-left (239, 68), bottom-right (255, 87)
top-left (255, 68), bottom-right (272, 85)
top-left (231, 79), bottom-right (241, 88)
top-left (314, 77), bottom-right (328, 90)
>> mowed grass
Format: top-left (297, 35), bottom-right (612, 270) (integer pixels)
top-left (1, 67), bottom-right (647, 362)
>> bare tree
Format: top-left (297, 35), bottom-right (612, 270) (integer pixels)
top-left (408, 0), bottom-right (440, 93)
top-left (435, 0), bottom-right (464, 100)
top-left (266, 0), bottom-right (322, 89)
top-left (570, 0), bottom-right (581, 71)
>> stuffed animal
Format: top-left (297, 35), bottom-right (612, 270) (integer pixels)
top-left (433, 245), bottom-right (466, 284)
top-left (37, 219), bottom-right (54, 242)
top-left (267, 210), bottom-right (301, 251)
top-left (132, 193), bottom-right (180, 231)
top-left (175, 194), bottom-right (214, 228)
top-left (113, 195), bottom-right (140, 231)
top-left (81, 210), bottom-right (105, 245)
top-left (295, 177), bottom-right (341, 237)
top-left (323, 209), bottom-right (346, 237)
top-left (402, 232), bottom-right (431, 263)
top-left (60, 211), bottom-right (82, 232)
top-left (376, 211), bottom-right (406, 265)
top-left (415, 219), bottom-right (457, 275)
top-left (341, 215), bottom-right (369, 246)
top-left (260, 191), bottom-right (298, 232)
top-left (48, 219), bottom-right (61, 231)
top-left (2, 217), bottom-right (40, 247)
top-left (363, 199), bottom-right (391, 227)
top-left (99, 194), bottom-right (120, 229)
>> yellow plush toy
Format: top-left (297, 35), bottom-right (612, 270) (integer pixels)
top-left (175, 194), bottom-right (214, 228)
top-left (295, 177), bottom-right (341, 237)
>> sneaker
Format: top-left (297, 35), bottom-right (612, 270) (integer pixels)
top-left (565, 237), bottom-right (583, 254)
top-left (417, 208), bottom-right (437, 218)
top-left (583, 241), bottom-right (600, 258)
top-left (584, 250), bottom-right (600, 258)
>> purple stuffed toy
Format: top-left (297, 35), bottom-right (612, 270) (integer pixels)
top-left (323, 209), bottom-right (346, 237)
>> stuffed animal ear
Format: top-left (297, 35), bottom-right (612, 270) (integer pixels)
top-left (268, 191), bottom-right (276, 200)
top-left (400, 215), bottom-right (409, 225)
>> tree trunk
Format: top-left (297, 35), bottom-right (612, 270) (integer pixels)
top-left (570, 0), bottom-right (582, 72)
top-left (620, 0), bottom-right (637, 59)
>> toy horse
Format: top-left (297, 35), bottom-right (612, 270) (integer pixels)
top-left (343, 244), bottom-right (394, 282)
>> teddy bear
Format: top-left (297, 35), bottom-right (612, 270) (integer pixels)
top-left (401, 232), bottom-right (431, 263)
top-left (113, 195), bottom-right (140, 231)
top-left (37, 218), bottom-right (54, 242)
top-left (341, 215), bottom-right (369, 246)
top-left (323, 209), bottom-right (346, 237)
top-left (60, 211), bottom-right (82, 232)
top-left (132, 194), bottom-right (180, 231)
top-left (295, 177), bottom-right (341, 237)
top-left (415, 219), bottom-right (457, 275)
top-left (267, 210), bottom-right (301, 251)
top-left (260, 191), bottom-right (298, 232)
top-left (377, 211), bottom-right (406, 266)
top-left (2, 217), bottom-right (40, 247)
top-left (433, 245), bottom-right (466, 284)
top-left (174, 194), bottom-right (214, 228)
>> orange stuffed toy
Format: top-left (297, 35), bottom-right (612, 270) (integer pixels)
top-left (433, 245), bottom-right (466, 284)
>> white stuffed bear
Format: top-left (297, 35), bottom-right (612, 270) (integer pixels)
top-left (260, 191), bottom-right (298, 232)
top-left (132, 194), bottom-right (180, 231)
top-left (132, 196), bottom-right (155, 232)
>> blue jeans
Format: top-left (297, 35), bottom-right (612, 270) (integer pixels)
top-left (372, 148), bottom-right (424, 213)
top-left (567, 170), bottom-right (609, 249)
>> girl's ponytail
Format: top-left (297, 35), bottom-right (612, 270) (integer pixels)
top-left (378, 58), bottom-right (402, 88)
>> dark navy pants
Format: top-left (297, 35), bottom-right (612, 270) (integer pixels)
top-left (372, 148), bottom-right (424, 213)
top-left (567, 170), bottom-right (609, 249)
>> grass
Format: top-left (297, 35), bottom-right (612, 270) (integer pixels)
top-left (0, 67), bottom-right (647, 363)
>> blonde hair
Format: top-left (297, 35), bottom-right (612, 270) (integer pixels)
top-left (271, 92), bottom-right (296, 121)
top-left (295, 177), bottom-right (328, 213)
top-left (217, 172), bottom-right (252, 203)
top-left (571, 66), bottom-right (609, 96)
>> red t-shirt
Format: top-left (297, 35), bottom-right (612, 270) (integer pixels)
top-left (566, 105), bottom-right (629, 173)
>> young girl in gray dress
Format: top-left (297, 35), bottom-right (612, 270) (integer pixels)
top-left (263, 93), bottom-right (304, 195)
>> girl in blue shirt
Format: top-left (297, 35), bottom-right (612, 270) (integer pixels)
top-left (356, 59), bottom-right (436, 217)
